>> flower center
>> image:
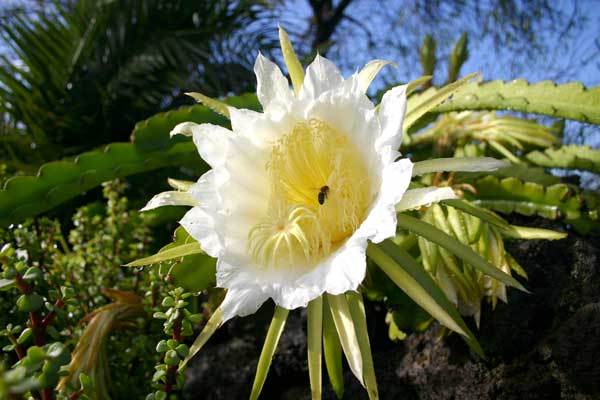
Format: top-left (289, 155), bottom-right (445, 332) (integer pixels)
top-left (248, 119), bottom-right (372, 269)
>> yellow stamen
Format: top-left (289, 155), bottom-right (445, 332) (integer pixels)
top-left (248, 119), bottom-right (372, 269)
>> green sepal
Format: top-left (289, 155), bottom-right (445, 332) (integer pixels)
top-left (249, 306), bottom-right (289, 400)
top-left (327, 293), bottom-right (364, 387)
top-left (346, 291), bottom-right (378, 400)
top-left (126, 243), bottom-right (202, 267)
top-left (322, 296), bottom-right (344, 399)
top-left (367, 241), bottom-right (484, 357)
top-left (307, 297), bottom-right (323, 400)
top-left (395, 213), bottom-right (527, 292)
top-left (441, 199), bottom-right (509, 229)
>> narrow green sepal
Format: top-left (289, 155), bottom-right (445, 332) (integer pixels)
top-left (396, 213), bottom-right (529, 293)
top-left (249, 306), bottom-right (289, 400)
top-left (307, 297), bottom-right (323, 400)
top-left (322, 296), bottom-right (344, 399)
top-left (367, 241), bottom-right (484, 358)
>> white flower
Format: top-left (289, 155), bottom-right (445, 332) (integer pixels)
top-left (138, 29), bottom-right (520, 397)
top-left (148, 53), bottom-right (421, 324)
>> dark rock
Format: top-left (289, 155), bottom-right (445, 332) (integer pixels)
top-left (553, 303), bottom-right (600, 394)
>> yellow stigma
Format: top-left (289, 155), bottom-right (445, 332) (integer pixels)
top-left (248, 119), bottom-right (372, 269)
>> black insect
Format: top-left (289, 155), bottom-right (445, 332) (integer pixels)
top-left (318, 185), bottom-right (330, 205)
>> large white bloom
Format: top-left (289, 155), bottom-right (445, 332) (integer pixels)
top-left (148, 54), bottom-right (422, 323)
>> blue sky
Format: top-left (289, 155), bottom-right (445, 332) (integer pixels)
top-left (2, 0), bottom-right (599, 150)
top-left (277, 0), bottom-right (600, 150)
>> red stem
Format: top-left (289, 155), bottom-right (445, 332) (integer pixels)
top-left (7, 335), bottom-right (25, 359)
top-left (164, 317), bottom-right (183, 394)
top-left (42, 299), bottom-right (64, 328)
top-left (29, 311), bottom-right (45, 347)
top-left (41, 387), bottom-right (53, 400)
top-left (14, 274), bottom-right (31, 294)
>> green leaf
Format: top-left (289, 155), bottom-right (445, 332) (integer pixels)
top-left (395, 214), bottom-right (527, 292)
top-left (0, 142), bottom-right (200, 227)
top-left (432, 80), bottom-right (600, 125)
top-left (250, 306), bottom-right (289, 400)
top-left (346, 291), bottom-right (378, 400)
top-left (17, 328), bottom-right (32, 344)
top-left (170, 254), bottom-right (216, 293)
top-left (307, 297), bottom-right (323, 400)
top-left (131, 226), bottom-right (215, 291)
top-left (126, 243), bottom-right (202, 267)
top-left (367, 241), bottom-right (483, 357)
top-left (0, 278), bottom-right (15, 290)
top-left (525, 145), bottom-right (600, 174)
top-left (17, 293), bottom-right (44, 312)
top-left (470, 175), bottom-right (582, 220)
top-left (159, 227), bottom-right (216, 292)
top-left (323, 296), bottom-right (344, 399)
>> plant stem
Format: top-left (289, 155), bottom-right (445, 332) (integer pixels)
top-left (7, 334), bottom-right (25, 359)
top-left (41, 387), bottom-right (53, 400)
top-left (42, 299), bottom-right (64, 328)
top-left (165, 316), bottom-right (183, 394)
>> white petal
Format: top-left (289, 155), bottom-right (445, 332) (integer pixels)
top-left (254, 53), bottom-right (294, 114)
top-left (220, 287), bottom-right (270, 323)
top-left (360, 158), bottom-right (414, 243)
top-left (229, 107), bottom-right (295, 146)
top-left (184, 152), bottom-right (269, 260)
top-left (171, 121), bottom-right (233, 169)
top-left (301, 54), bottom-right (343, 101)
top-left (190, 124), bottom-right (232, 169)
top-left (357, 59), bottom-right (393, 93)
top-left (215, 239), bottom-right (368, 312)
top-left (395, 187), bottom-right (456, 212)
top-left (180, 206), bottom-right (221, 258)
top-left (377, 84), bottom-right (407, 153)
top-left (141, 191), bottom-right (198, 211)
top-left (412, 157), bottom-right (509, 176)
top-left (170, 121), bottom-right (198, 137)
